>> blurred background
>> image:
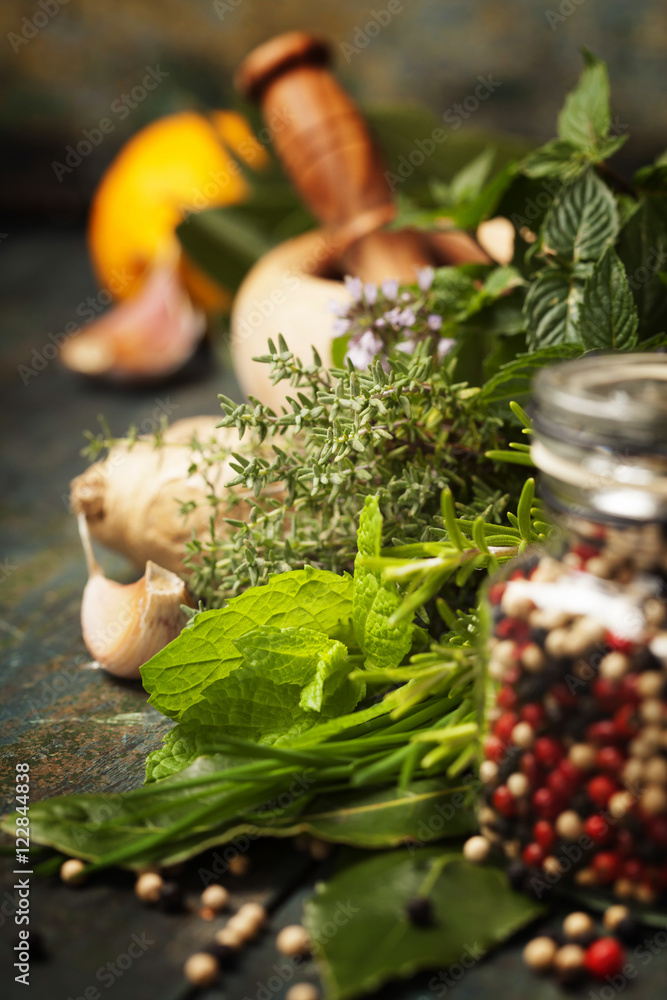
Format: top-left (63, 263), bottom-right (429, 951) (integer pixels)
top-left (2, 0), bottom-right (667, 226)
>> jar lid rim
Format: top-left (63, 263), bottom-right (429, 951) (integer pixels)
top-left (534, 353), bottom-right (667, 437)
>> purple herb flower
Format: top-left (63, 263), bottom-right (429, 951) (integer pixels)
top-left (364, 282), bottom-right (378, 305)
top-left (344, 275), bottom-right (363, 301)
top-left (417, 266), bottom-right (435, 292)
top-left (381, 279), bottom-right (399, 301)
top-left (427, 313), bottom-right (443, 331)
top-left (346, 329), bottom-right (384, 369)
top-left (437, 337), bottom-right (456, 359)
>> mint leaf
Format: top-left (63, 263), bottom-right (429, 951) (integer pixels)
top-left (543, 170), bottom-right (618, 262)
top-left (557, 49), bottom-right (611, 150)
top-left (524, 269), bottom-right (585, 348)
top-left (522, 139), bottom-right (585, 180)
top-left (447, 147), bottom-right (496, 203)
top-left (617, 198), bottom-right (667, 339)
top-left (461, 266), bottom-right (525, 320)
top-left (580, 248), bottom-right (639, 350)
top-left (353, 497), bottom-right (413, 670)
top-left (304, 850), bottom-right (545, 1000)
top-left (179, 626), bottom-right (359, 740)
top-left (141, 567), bottom-right (354, 720)
top-left (145, 725), bottom-right (247, 783)
top-left (479, 344), bottom-right (583, 403)
top-left (635, 163), bottom-right (667, 194)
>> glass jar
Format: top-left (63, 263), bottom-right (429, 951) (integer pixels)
top-left (481, 353), bottom-right (667, 904)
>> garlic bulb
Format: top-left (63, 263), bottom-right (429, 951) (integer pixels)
top-left (78, 514), bottom-right (190, 678)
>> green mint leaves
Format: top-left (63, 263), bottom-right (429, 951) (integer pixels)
top-left (580, 247), bottom-right (639, 350)
top-left (141, 567), bottom-right (355, 720)
top-left (524, 49), bottom-right (626, 180)
top-left (543, 170), bottom-right (618, 263)
top-left (141, 500), bottom-right (413, 781)
top-left (354, 497), bottom-right (413, 671)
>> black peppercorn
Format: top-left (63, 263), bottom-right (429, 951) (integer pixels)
top-left (203, 942), bottom-right (238, 965)
top-left (615, 916), bottom-right (643, 945)
top-left (405, 896), bottom-right (434, 927)
top-left (506, 861), bottom-right (528, 891)
top-left (157, 880), bottom-right (185, 914)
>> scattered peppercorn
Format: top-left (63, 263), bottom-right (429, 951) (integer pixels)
top-left (183, 952), bottom-right (220, 988)
top-left (405, 896), bottom-right (434, 927)
top-left (60, 859), bottom-right (86, 885)
top-left (134, 871), bottom-right (163, 904)
top-left (276, 924), bottom-right (311, 957)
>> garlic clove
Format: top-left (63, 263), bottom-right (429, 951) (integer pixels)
top-left (78, 514), bottom-right (190, 678)
top-left (476, 217), bottom-right (515, 265)
top-left (60, 251), bottom-right (206, 381)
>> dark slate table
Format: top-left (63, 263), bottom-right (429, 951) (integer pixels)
top-left (1, 230), bottom-right (665, 1000)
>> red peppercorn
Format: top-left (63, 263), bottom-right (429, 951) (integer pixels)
top-left (488, 582), bottom-right (507, 606)
top-left (520, 703), bottom-right (546, 729)
top-left (533, 820), bottom-right (556, 852)
top-left (616, 828), bottom-right (636, 857)
top-left (656, 865), bottom-right (667, 891)
top-left (483, 736), bottom-right (505, 763)
top-left (596, 746), bottom-right (625, 775)
top-left (496, 618), bottom-right (530, 643)
top-left (534, 737), bottom-right (564, 769)
top-left (492, 785), bottom-right (517, 817)
top-left (586, 720), bottom-right (622, 744)
top-left (510, 569), bottom-right (526, 581)
top-left (647, 818), bottom-right (667, 849)
top-left (612, 704), bottom-right (638, 740)
top-left (522, 842), bottom-right (545, 867)
top-left (547, 770), bottom-right (573, 799)
top-left (557, 759), bottom-right (584, 787)
top-left (550, 683), bottom-right (578, 708)
top-left (586, 775), bottom-right (618, 809)
top-left (497, 686), bottom-right (518, 710)
top-left (592, 677), bottom-right (623, 711)
top-left (573, 542), bottom-right (600, 563)
top-left (493, 712), bottom-right (518, 743)
top-left (592, 851), bottom-right (622, 883)
top-left (621, 857), bottom-right (644, 881)
top-left (532, 787), bottom-right (563, 820)
top-left (584, 938), bottom-right (626, 980)
top-left (520, 753), bottom-right (541, 785)
top-left (604, 632), bottom-right (634, 654)
top-left (584, 814), bottom-right (613, 845)
top-left (619, 673), bottom-right (639, 703)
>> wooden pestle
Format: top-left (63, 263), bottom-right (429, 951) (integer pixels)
top-left (235, 31), bottom-right (489, 283)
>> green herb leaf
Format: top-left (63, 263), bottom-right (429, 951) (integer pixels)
top-left (543, 170), bottom-right (618, 262)
top-left (353, 497), bottom-right (413, 670)
top-left (557, 49), bottom-right (611, 150)
top-left (145, 725), bottom-right (248, 782)
top-left (616, 197), bottom-right (667, 339)
top-left (178, 626), bottom-right (361, 738)
top-left (580, 247), bottom-right (639, 350)
top-left (141, 568), bottom-right (355, 720)
top-left (304, 850), bottom-right (545, 1000)
top-left (523, 269), bottom-right (585, 348)
top-left (253, 778), bottom-right (476, 848)
top-left (521, 139), bottom-right (585, 180)
top-left (478, 344), bottom-right (582, 402)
